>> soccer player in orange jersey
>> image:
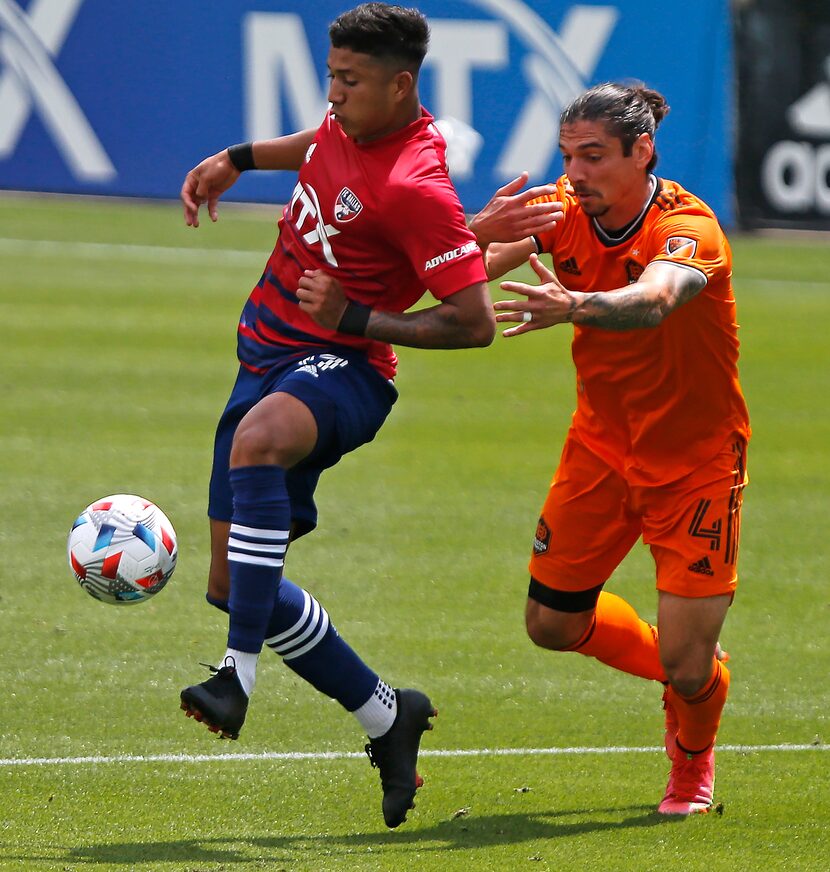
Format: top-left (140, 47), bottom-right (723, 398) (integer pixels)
top-left (470, 82), bottom-right (750, 815)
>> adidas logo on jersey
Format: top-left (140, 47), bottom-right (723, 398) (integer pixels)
top-left (558, 256), bottom-right (581, 275)
top-left (688, 556), bottom-right (715, 576)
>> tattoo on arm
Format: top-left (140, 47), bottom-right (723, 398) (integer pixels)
top-left (366, 305), bottom-right (489, 349)
top-left (571, 264), bottom-right (706, 331)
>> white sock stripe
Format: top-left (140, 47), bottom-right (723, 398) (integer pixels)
top-left (267, 597), bottom-right (328, 655)
top-left (227, 552), bottom-right (284, 568)
top-left (227, 538), bottom-right (287, 555)
top-left (281, 611), bottom-right (331, 660)
top-left (230, 523), bottom-right (289, 541)
top-left (264, 589), bottom-right (313, 646)
top-left (229, 531), bottom-right (289, 547)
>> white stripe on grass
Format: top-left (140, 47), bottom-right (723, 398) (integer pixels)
top-left (0, 237), bottom-right (264, 266)
top-left (0, 743), bottom-right (824, 767)
top-left (1, 238), bottom-right (829, 290)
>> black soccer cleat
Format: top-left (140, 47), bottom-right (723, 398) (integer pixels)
top-left (180, 657), bottom-right (249, 740)
top-left (364, 688), bottom-right (437, 828)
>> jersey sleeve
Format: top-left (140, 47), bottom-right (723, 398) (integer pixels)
top-left (384, 172), bottom-right (487, 299)
top-left (647, 210), bottom-right (730, 286)
top-left (532, 176), bottom-right (572, 254)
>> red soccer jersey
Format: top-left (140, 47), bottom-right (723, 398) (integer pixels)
top-left (532, 175), bottom-right (750, 486)
top-left (237, 109), bottom-right (486, 380)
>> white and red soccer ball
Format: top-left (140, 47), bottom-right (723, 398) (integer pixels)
top-left (67, 494), bottom-right (177, 605)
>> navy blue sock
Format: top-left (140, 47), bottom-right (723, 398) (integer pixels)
top-left (264, 577), bottom-right (378, 712)
top-left (227, 465), bottom-right (291, 653)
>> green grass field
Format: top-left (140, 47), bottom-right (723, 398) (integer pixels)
top-left (0, 193), bottom-right (828, 871)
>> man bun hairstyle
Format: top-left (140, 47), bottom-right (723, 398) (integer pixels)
top-left (329, 3), bottom-right (429, 72)
top-left (560, 82), bottom-right (670, 172)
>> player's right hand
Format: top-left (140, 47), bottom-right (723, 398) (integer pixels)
top-left (180, 149), bottom-right (241, 227)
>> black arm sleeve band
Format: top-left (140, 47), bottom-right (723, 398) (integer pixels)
top-left (227, 142), bottom-right (256, 172)
top-left (337, 302), bottom-right (372, 336)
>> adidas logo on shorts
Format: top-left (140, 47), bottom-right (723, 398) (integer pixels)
top-left (688, 556), bottom-right (715, 576)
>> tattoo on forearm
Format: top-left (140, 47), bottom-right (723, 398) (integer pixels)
top-left (571, 269), bottom-right (703, 331)
top-left (573, 289), bottom-right (667, 330)
top-left (367, 306), bottom-right (482, 349)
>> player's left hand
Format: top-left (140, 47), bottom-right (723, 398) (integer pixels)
top-left (495, 253), bottom-right (575, 336)
top-left (297, 270), bottom-right (348, 330)
top-left (469, 172), bottom-right (563, 247)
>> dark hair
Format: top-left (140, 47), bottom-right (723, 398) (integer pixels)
top-left (560, 83), bottom-right (670, 172)
top-left (329, 3), bottom-right (429, 71)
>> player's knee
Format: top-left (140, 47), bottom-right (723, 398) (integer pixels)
top-left (231, 405), bottom-right (315, 468)
top-left (525, 601), bottom-right (586, 650)
top-left (661, 655), bottom-right (711, 697)
top-left (230, 420), bottom-right (279, 466)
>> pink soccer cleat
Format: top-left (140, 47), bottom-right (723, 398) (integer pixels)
top-left (658, 736), bottom-right (715, 815)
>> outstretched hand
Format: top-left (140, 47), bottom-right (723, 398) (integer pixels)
top-left (470, 172), bottom-right (563, 247)
top-left (180, 149), bottom-right (241, 227)
top-left (495, 253), bottom-right (576, 336)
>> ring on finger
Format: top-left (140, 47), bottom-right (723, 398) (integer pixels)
top-left (522, 311), bottom-right (533, 323)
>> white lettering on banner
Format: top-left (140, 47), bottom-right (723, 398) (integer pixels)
top-left (242, 3), bottom-right (618, 180)
top-left (288, 180), bottom-right (341, 267)
top-left (484, 1), bottom-right (618, 177)
top-left (244, 13), bottom-right (329, 140)
top-left (762, 142), bottom-right (830, 214)
top-left (425, 241), bottom-right (479, 271)
top-left (425, 20), bottom-right (506, 127)
top-left (0, 0), bottom-right (115, 180)
top-left (760, 57), bottom-right (830, 215)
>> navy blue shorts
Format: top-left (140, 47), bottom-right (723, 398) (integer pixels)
top-left (208, 349), bottom-right (398, 537)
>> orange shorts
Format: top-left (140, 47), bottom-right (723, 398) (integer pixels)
top-left (529, 430), bottom-right (748, 599)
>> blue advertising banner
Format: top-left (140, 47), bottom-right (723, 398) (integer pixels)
top-left (0, 0), bottom-right (733, 223)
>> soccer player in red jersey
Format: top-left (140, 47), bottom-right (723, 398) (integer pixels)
top-left (471, 83), bottom-right (750, 815)
top-left (178, 3), bottom-right (555, 828)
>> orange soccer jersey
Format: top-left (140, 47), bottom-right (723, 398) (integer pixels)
top-left (533, 176), bottom-right (750, 487)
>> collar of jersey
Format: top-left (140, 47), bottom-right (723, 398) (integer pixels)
top-left (350, 107), bottom-right (434, 150)
top-left (590, 174), bottom-right (659, 248)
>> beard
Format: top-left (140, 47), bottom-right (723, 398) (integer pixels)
top-left (574, 191), bottom-right (608, 217)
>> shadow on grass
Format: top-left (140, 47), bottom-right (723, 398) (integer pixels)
top-left (22, 805), bottom-right (680, 866)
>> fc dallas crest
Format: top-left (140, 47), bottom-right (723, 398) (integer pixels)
top-left (334, 187), bottom-right (363, 222)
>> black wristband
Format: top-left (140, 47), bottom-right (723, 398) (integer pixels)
top-left (337, 302), bottom-right (372, 336)
top-left (227, 142), bottom-right (256, 172)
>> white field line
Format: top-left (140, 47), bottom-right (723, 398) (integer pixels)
top-left (0, 237), bottom-right (264, 265)
top-left (0, 238), bottom-right (829, 290)
top-left (0, 743), bottom-right (824, 768)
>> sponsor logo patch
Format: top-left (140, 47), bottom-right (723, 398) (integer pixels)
top-left (424, 240), bottom-right (479, 271)
top-left (533, 517), bottom-right (551, 555)
top-left (665, 236), bottom-right (698, 259)
top-left (558, 256), bottom-right (581, 275)
top-left (334, 187), bottom-right (363, 222)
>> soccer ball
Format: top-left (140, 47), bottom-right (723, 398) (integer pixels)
top-left (67, 494), bottom-right (178, 605)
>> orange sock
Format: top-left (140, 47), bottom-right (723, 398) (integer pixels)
top-left (566, 591), bottom-right (667, 682)
top-left (668, 658), bottom-right (731, 754)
